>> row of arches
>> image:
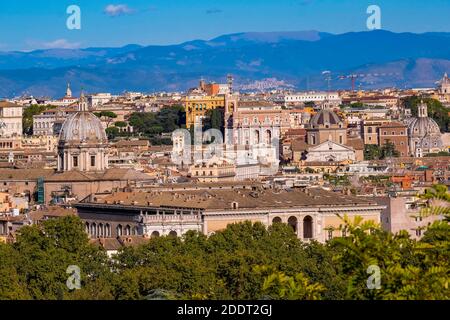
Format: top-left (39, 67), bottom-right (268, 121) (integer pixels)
top-left (85, 222), bottom-right (138, 238)
top-left (272, 216), bottom-right (313, 239)
top-left (86, 222), bottom-right (111, 238)
top-left (150, 230), bottom-right (178, 238)
top-left (251, 129), bottom-right (272, 145)
top-left (35, 122), bottom-right (51, 129)
top-left (117, 224), bottom-right (139, 237)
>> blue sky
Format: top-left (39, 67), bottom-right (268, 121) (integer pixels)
top-left (1, 0), bottom-right (449, 51)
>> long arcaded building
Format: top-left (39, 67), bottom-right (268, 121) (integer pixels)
top-left (75, 185), bottom-right (385, 243)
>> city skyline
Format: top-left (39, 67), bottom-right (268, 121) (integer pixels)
top-left (0, 0), bottom-right (449, 51)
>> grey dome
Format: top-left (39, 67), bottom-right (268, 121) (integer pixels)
top-left (59, 111), bottom-right (107, 144)
top-left (310, 109), bottom-right (342, 127)
top-left (408, 117), bottom-right (441, 138)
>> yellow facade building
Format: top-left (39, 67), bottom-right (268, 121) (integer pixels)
top-left (184, 95), bottom-right (226, 128)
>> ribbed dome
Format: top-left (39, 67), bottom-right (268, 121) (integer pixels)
top-left (408, 117), bottom-right (441, 138)
top-left (310, 109), bottom-right (342, 127)
top-left (59, 111), bottom-right (107, 144)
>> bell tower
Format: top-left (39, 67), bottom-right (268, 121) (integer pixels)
top-left (418, 100), bottom-right (428, 118)
top-left (66, 83), bottom-right (72, 98)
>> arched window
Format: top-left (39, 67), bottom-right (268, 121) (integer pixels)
top-left (125, 225), bottom-right (131, 236)
top-left (105, 224), bottom-right (111, 237)
top-left (303, 216), bottom-right (313, 239)
top-left (288, 216), bottom-right (298, 233)
top-left (254, 130), bottom-right (260, 144)
top-left (91, 223), bottom-right (97, 237)
top-left (151, 231), bottom-right (160, 238)
top-left (98, 223), bottom-right (103, 237)
top-left (169, 230), bottom-right (178, 237)
top-left (272, 217), bottom-right (282, 224)
top-left (85, 222), bottom-right (90, 235)
top-left (117, 224), bottom-right (123, 237)
top-left (132, 227), bottom-right (138, 235)
top-left (265, 130), bottom-right (272, 145)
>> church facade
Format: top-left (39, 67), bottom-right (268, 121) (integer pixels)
top-left (407, 101), bottom-right (443, 157)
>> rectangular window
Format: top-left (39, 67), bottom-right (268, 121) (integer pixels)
top-left (73, 156), bottom-right (78, 167)
top-left (90, 155), bottom-right (96, 167)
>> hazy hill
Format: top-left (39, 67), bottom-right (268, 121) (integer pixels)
top-left (0, 30), bottom-right (449, 97)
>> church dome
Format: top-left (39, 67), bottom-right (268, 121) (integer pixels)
top-left (310, 109), bottom-right (342, 127)
top-left (408, 117), bottom-right (441, 138)
top-left (59, 111), bottom-right (107, 144)
top-left (408, 101), bottom-right (441, 138)
top-left (59, 92), bottom-right (107, 144)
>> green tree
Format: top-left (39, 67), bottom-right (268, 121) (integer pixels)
top-left (128, 106), bottom-right (184, 138)
top-left (105, 127), bottom-right (120, 139)
top-left (205, 107), bottom-right (224, 132)
top-left (255, 266), bottom-right (325, 300)
top-left (94, 111), bottom-right (118, 128)
top-left (13, 216), bottom-right (111, 300)
top-left (364, 144), bottom-right (382, 160)
top-left (328, 215), bottom-right (449, 300)
top-left (22, 104), bottom-right (52, 135)
top-left (380, 140), bottom-right (400, 159)
top-left (0, 243), bottom-right (29, 299)
top-left (403, 97), bottom-right (449, 132)
top-left (114, 121), bottom-right (127, 128)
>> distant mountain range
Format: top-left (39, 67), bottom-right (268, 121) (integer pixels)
top-left (0, 30), bottom-right (449, 98)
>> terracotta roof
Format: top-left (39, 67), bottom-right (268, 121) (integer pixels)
top-left (90, 236), bottom-right (151, 251)
top-left (291, 139), bottom-right (308, 152)
top-left (86, 187), bottom-right (377, 211)
top-left (90, 238), bottom-right (122, 251)
top-left (115, 140), bottom-right (150, 148)
top-left (0, 168), bottom-right (54, 180)
top-left (285, 128), bottom-right (307, 136)
top-left (46, 168), bottom-right (153, 182)
top-left (346, 138), bottom-right (365, 150)
top-left (0, 214), bottom-right (28, 222)
top-left (379, 121), bottom-right (407, 128)
top-left (28, 207), bottom-right (77, 222)
top-left (238, 101), bottom-right (275, 107)
top-left (0, 101), bottom-right (20, 108)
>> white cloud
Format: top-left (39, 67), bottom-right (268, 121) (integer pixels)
top-left (25, 39), bottom-right (82, 50)
top-left (41, 39), bottom-right (82, 49)
top-left (104, 4), bottom-right (135, 16)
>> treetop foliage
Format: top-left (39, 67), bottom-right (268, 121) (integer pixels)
top-left (0, 210), bottom-right (448, 300)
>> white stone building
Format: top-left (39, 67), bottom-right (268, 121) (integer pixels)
top-left (305, 140), bottom-right (356, 162)
top-left (275, 91), bottom-right (342, 107)
top-left (0, 101), bottom-right (23, 138)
